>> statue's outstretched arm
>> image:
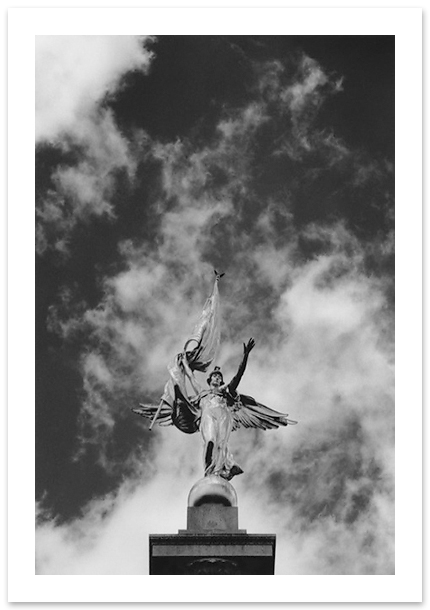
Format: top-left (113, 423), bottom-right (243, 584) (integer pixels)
top-left (228, 338), bottom-right (255, 393)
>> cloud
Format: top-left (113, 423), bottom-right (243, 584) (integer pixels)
top-left (36, 35), bottom-right (153, 143)
top-left (227, 237), bottom-right (394, 575)
top-left (36, 426), bottom-right (202, 574)
top-left (38, 226), bottom-right (394, 574)
top-left (36, 44), bottom-right (394, 574)
top-left (36, 36), bottom-right (154, 254)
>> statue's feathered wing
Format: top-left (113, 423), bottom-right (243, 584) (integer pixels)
top-left (231, 393), bottom-right (297, 431)
top-left (134, 391), bottom-right (297, 433)
top-left (133, 386), bottom-right (200, 434)
top-left (132, 403), bottom-right (173, 426)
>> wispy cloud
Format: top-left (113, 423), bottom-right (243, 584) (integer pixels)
top-left (36, 36), bottom-right (154, 254)
top-left (36, 42), bottom-right (394, 574)
top-left (36, 35), bottom-right (153, 143)
top-left (37, 234), bottom-right (394, 573)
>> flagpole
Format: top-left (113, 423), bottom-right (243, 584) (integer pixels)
top-left (149, 400), bottom-right (164, 430)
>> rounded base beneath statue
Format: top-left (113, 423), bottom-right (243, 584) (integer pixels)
top-left (188, 475), bottom-right (238, 507)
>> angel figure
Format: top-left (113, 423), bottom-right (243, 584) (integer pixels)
top-left (133, 273), bottom-right (297, 481)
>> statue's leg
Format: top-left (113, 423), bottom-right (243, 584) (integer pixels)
top-left (200, 413), bottom-right (216, 476)
top-left (205, 441), bottom-right (214, 473)
top-left (211, 413), bottom-right (230, 477)
top-left (217, 409), bottom-right (243, 479)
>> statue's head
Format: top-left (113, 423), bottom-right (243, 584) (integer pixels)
top-left (207, 366), bottom-right (224, 387)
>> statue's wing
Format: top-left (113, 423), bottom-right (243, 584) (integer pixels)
top-left (132, 403), bottom-right (173, 427)
top-left (232, 393), bottom-right (298, 431)
top-left (132, 386), bottom-right (200, 435)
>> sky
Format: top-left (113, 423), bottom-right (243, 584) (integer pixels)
top-left (35, 35), bottom-right (395, 575)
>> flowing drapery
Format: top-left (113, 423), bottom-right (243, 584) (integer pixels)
top-left (183, 277), bottom-right (221, 372)
top-left (158, 277), bottom-right (221, 428)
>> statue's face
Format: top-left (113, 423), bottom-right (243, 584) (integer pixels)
top-left (210, 372), bottom-right (223, 387)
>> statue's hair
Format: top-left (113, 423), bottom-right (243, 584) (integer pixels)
top-left (207, 366), bottom-right (223, 385)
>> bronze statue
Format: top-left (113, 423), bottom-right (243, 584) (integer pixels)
top-left (133, 272), bottom-right (296, 480)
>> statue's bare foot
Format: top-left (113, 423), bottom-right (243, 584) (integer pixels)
top-left (230, 465), bottom-right (243, 478)
top-left (221, 465), bottom-right (243, 481)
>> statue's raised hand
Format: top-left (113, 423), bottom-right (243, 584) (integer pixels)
top-left (244, 338), bottom-right (255, 355)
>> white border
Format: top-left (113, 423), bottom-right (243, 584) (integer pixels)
top-left (8, 6), bottom-right (422, 604)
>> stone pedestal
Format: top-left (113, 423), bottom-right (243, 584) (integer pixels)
top-left (149, 476), bottom-right (276, 575)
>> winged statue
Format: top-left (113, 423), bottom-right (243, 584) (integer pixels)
top-left (132, 271), bottom-right (297, 481)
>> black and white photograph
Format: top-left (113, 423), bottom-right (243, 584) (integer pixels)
top-left (35, 32), bottom-right (395, 575)
top-left (7, 5), bottom-right (422, 603)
